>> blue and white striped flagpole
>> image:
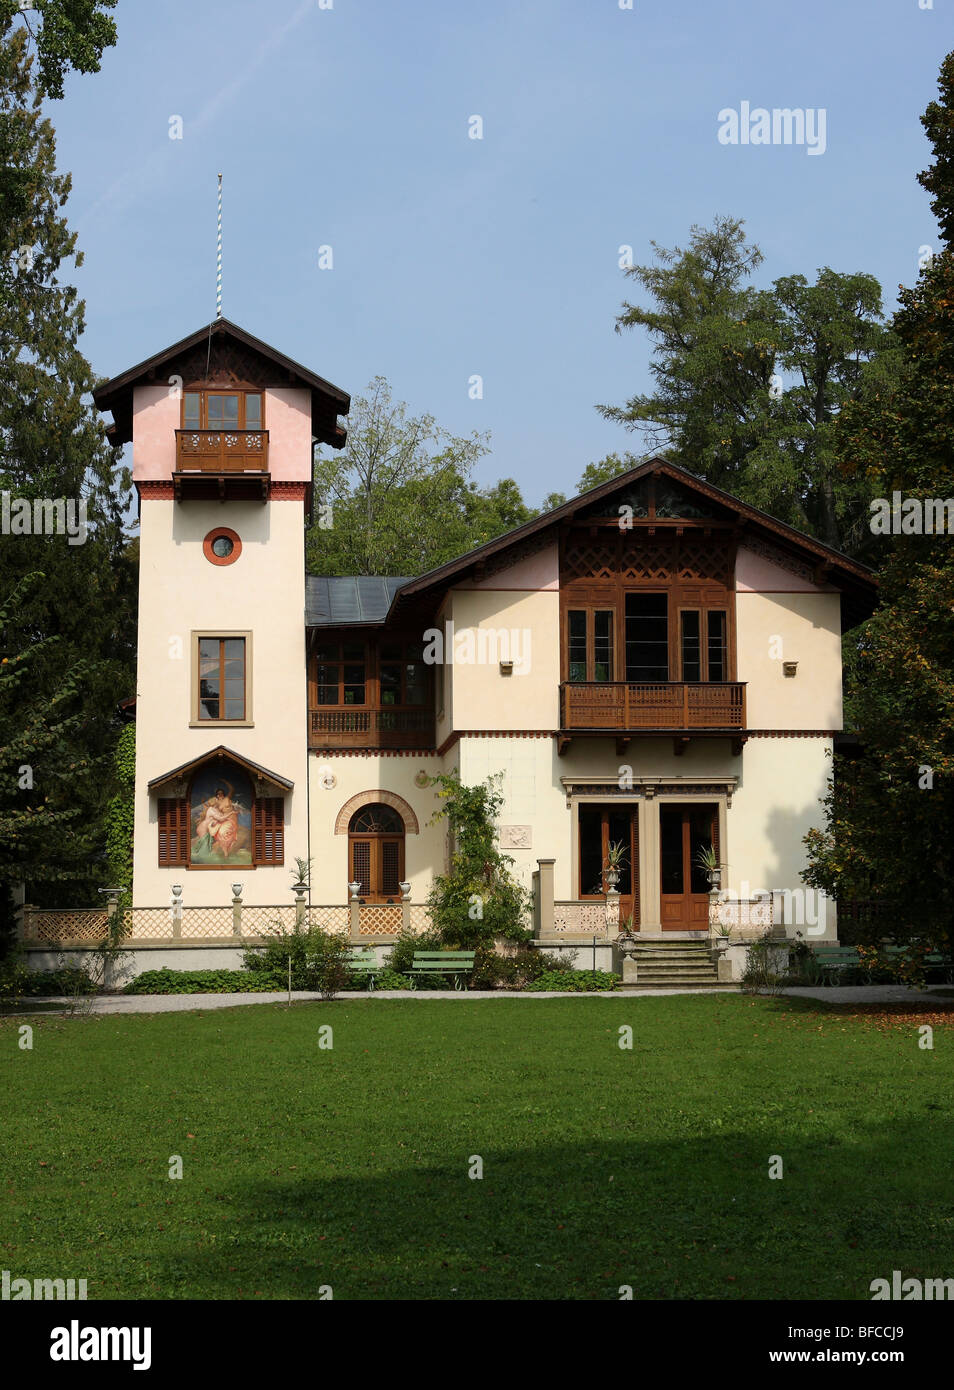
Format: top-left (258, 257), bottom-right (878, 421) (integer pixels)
top-left (216, 173), bottom-right (223, 319)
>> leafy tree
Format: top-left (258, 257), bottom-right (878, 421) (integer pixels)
top-left (308, 377), bottom-right (534, 575)
top-left (0, 27), bottom-right (135, 907)
top-left (0, 573), bottom-right (99, 953)
top-left (599, 216), bottom-right (890, 551)
top-left (804, 50), bottom-right (954, 941)
top-left (424, 771), bottom-right (532, 948)
top-left (575, 451), bottom-right (639, 495)
top-left (1, 2), bottom-right (117, 99)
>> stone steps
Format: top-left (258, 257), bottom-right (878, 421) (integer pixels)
top-left (625, 938), bottom-right (724, 989)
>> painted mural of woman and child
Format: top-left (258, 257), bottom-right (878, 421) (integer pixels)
top-left (191, 768), bottom-right (253, 866)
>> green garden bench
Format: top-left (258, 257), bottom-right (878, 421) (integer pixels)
top-left (346, 948), bottom-right (381, 990)
top-left (407, 951), bottom-right (475, 990)
top-left (809, 946), bottom-right (860, 983)
top-left (811, 944), bottom-right (953, 984)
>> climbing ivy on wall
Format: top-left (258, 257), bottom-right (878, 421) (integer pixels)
top-left (104, 723), bottom-right (135, 898)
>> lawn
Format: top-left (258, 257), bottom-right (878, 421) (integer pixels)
top-left (2, 994), bottom-right (952, 1300)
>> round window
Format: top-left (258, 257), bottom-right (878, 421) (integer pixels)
top-left (203, 528), bottom-right (242, 566)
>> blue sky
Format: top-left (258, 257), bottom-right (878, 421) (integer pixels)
top-left (48, 0), bottom-right (949, 505)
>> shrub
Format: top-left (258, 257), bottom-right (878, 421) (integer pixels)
top-left (125, 969), bottom-right (271, 995)
top-left (525, 969), bottom-right (619, 992)
top-left (360, 967), bottom-right (412, 992)
top-left (243, 924), bottom-right (353, 998)
top-left (1, 964), bottom-right (97, 997)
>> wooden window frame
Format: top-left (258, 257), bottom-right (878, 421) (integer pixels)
top-left (309, 637), bottom-right (432, 713)
top-left (181, 389), bottom-right (265, 431)
top-left (566, 607), bottom-right (616, 683)
top-left (191, 631), bottom-right (253, 727)
top-left (676, 605), bottom-right (730, 682)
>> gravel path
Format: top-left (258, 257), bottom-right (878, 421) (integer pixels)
top-left (13, 985), bottom-right (739, 1014)
top-left (11, 982), bottom-right (950, 1016)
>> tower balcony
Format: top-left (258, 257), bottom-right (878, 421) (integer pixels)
top-left (175, 428), bottom-right (269, 472)
top-left (174, 429), bottom-right (270, 500)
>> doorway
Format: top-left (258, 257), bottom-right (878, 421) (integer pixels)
top-left (578, 804), bottom-right (639, 928)
top-left (659, 803), bottom-right (717, 930)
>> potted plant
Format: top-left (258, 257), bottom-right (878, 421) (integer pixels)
top-left (694, 843), bottom-right (722, 891)
top-left (604, 841), bottom-right (628, 890)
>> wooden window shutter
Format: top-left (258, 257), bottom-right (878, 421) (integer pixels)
top-left (351, 840), bottom-right (371, 895)
top-left (253, 797), bottom-right (285, 865)
top-left (381, 840), bottom-right (401, 897)
top-left (158, 797), bottom-right (188, 866)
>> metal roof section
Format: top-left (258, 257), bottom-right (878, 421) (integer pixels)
top-left (305, 575), bottom-right (411, 627)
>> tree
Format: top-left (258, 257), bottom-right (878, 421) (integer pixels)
top-left (599, 216), bottom-right (890, 551)
top-left (0, 574), bottom-right (99, 952)
top-left (308, 377), bottom-right (535, 575)
top-left (804, 50), bottom-right (954, 942)
top-left (0, 28), bottom-right (135, 907)
top-left (1, 2), bottom-right (117, 99)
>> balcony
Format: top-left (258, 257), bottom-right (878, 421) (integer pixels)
top-left (176, 429), bottom-right (269, 472)
top-left (559, 680), bottom-right (747, 754)
top-left (309, 707), bottom-right (435, 750)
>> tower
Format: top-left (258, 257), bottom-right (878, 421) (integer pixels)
top-left (94, 319), bottom-right (349, 906)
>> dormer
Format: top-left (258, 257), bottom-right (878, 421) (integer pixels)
top-left (93, 317), bottom-right (350, 504)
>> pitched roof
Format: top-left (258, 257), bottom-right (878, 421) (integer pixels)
top-left (93, 317), bottom-right (350, 449)
top-left (305, 458), bottom-right (879, 631)
top-left (305, 575), bottom-right (411, 627)
top-left (147, 745), bottom-right (294, 793)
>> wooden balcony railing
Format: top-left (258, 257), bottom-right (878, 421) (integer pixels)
top-left (309, 707), bottom-right (435, 749)
top-left (560, 681), bottom-right (746, 731)
top-left (175, 429), bottom-right (269, 472)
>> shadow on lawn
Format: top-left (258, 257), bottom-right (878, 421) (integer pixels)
top-left (151, 1118), bottom-right (954, 1301)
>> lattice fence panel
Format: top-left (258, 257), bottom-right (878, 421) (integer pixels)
top-left (358, 904), bottom-right (402, 935)
top-left (126, 908), bottom-right (179, 940)
top-left (176, 907), bottom-right (237, 939)
top-left (407, 904), bottom-right (433, 936)
top-left (21, 910), bottom-right (108, 943)
top-left (240, 905), bottom-right (297, 937)
top-left (305, 906), bottom-right (349, 935)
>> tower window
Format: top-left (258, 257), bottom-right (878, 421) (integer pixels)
top-left (194, 634), bottom-right (250, 723)
top-left (182, 391), bottom-right (264, 431)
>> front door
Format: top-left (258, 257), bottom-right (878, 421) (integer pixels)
top-left (659, 804), bottom-right (716, 930)
top-left (579, 805), bottom-right (639, 927)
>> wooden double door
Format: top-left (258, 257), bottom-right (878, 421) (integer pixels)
top-left (660, 803), bottom-right (717, 930)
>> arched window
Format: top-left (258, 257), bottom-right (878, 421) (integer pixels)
top-left (348, 803), bottom-right (405, 902)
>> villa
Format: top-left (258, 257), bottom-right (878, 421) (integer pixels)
top-left (22, 318), bottom-right (878, 978)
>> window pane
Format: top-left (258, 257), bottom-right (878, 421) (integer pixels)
top-left (689, 807), bottom-right (714, 894)
top-left (579, 807), bottom-right (604, 897)
top-left (607, 810), bottom-right (632, 895)
top-left (316, 662), bottom-right (338, 703)
top-left (568, 610), bottom-right (587, 683)
top-left (343, 663), bottom-right (365, 704)
top-left (405, 662), bottom-right (426, 705)
top-left (625, 593), bottom-right (669, 682)
top-left (223, 697), bottom-right (244, 720)
top-left (183, 393), bottom-right (200, 428)
top-left (660, 807), bottom-right (684, 894)
top-left (380, 664), bottom-right (400, 705)
top-left (707, 610), bottom-right (727, 682)
top-left (342, 644), bottom-right (364, 662)
top-left (594, 610), bottom-right (614, 682)
top-left (681, 611), bottom-right (701, 683)
top-left (313, 642), bottom-right (337, 662)
top-left (244, 394), bottom-right (262, 428)
top-left (224, 638), bottom-right (244, 663)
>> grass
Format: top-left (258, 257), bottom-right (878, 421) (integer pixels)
top-left (2, 993), bottom-right (952, 1301)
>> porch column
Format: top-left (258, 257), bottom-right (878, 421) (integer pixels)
top-left (536, 858), bottom-right (555, 937)
top-left (639, 797), bottom-right (662, 932)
